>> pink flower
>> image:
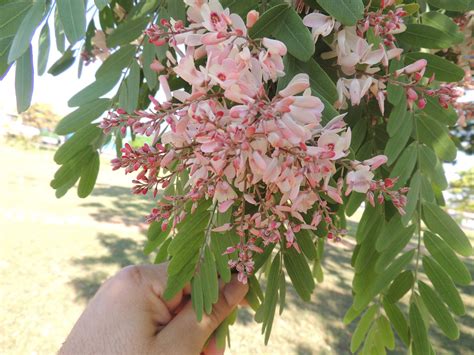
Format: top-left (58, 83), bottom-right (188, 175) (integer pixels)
top-left (214, 180), bottom-right (237, 203)
top-left (246, 10), bottom-right (259, 28)
top-left (303, 12), bottom-right (335, 43)
top-left (346, 165), bottom-right (374, 194)
top-left (279, 73), bottom-right (310, 97)
top-left (174, 55), bottom-right (205, 87)
top-left (262, 37), bottom-right (287, 56)
top-left (318, 130), bottom-right (351, 160)
top-left (200, 0), bottom-right (231, 32)
top-left (363, 155), bottom-right (387, 170)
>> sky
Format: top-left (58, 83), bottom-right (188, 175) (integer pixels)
top-left (0, 22), bottom-right (472, 182)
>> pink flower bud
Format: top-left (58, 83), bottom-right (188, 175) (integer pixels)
top-left (406, 87), bottom-right (418, 101)
top-left (403, 59), bottom-right (427, 74)
top-left (246, 10), bottom-right (259, 28)
top-left (150, 59), bottom-right (164, 73)
top-left (417, 98), bottom-right (427, 109)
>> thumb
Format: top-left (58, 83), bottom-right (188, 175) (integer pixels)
top-left (154, 275), bottom-right (248, 354)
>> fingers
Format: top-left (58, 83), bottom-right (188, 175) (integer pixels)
top-left (116, 264), bottom-right (190, 313)
top-left (153, 275), bottom-right (248, 354)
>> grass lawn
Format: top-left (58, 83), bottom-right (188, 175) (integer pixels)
top-left (0, 144), bottom-right (472, 354)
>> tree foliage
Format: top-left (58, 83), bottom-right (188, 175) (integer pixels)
top-left (2, 0), bottom-right (473, 352)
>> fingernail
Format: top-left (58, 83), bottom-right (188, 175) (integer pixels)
top-left (223, 276), bottom-right (249, 306)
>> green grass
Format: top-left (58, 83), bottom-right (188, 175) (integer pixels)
top-left (0, 144), bottom-right (472, 354)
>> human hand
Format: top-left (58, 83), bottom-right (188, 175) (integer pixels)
top-left (59, 263), bottom-right (248, 355)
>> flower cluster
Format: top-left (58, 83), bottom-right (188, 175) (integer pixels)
top-left (102, 0), bottom-right (407, 283)
top-left (303, 3), bottom-right (462, 116)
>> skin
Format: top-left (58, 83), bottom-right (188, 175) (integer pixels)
top-left (59, 263), bottom-right (248, 355)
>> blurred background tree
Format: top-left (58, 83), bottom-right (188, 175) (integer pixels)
top-left (19, 103), bottom-right (61, 132)
top-left (449, 167), bottom-right (474, 213)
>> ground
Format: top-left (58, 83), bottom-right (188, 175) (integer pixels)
top-left (0, 144), bottom-right (472, 354)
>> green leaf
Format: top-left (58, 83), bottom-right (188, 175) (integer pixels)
top-left (249, 4), bottom-right (289, 39)
top-left (278, 272), bottom-right (286, 315)
top-left (51, 147), bottom-right (93, 189)
top-left (385, 270), bottom-right (414, 303)
top-left (54, 7), bottom-right (66, 53)
top-left (77, 151), bottom-right (100, 198)
top-left (421, 12), bottom-right (464, 45)
top-left (426, 0), bottom-right (471, 12)
top-left (424, 231), bottom-right (471, 285)
top-left (296, 230), bottom-right (316, 260)
top-left (191, 274), bottom-right (204, 321)
top-left (345, 192), bottom-right (365, 217)
top-left (405, 52), bottom-right (464, 83)
top-left (401, 3), bottom-right (420, 15)
top-left (37, 23), bottom-right (50, 75)
top-left (423, 96), bottom-right (458, 126)
top-left (312, 257), bottom-right (324, 283)
top-left (422, 202), bottom-right (472, 256)
top-left (280, 55), bottom-right (337, 105)
top-left (258, 254), bottom-right (281, 344)
top-left (7, 0), bottom-right (45, 63)
top-left (350, 304), bottom-right (377, 353)
top-left (350, 115), bottom-right (367, 153)
top-left (283, 247), bottom-right (315, 302)
top-left (142, 39), bottom-right (158, 90)
top-left (249, 4), bottom-right (314, 62)
top-left (390, 142), bottom-right (417, 189)
top-left (154, 238), bottom-right (171, 264)
top-left (167, 0), bottom-right (186, 21)
top-left (54, 124), bottom-right (102, 164)
top-left (354, 220), bottom-right (383, 274)
top-left (15, 45), bottom-right (33, 113)
top-left (418, 280), bottom-right (460, 340)
top-left (376, 225), bottom-right (415, 271)
top-left (375, 216), bottom-right (409, 253)
top-left (0, 1), bottom-right (32, 40)
top-left (385, 112), bottom-right (413, 165)
top-left (417, 144), bottom-right (443, 185)
top-left (356, 204), bottom-right (383, 244)
top-left (382, 299), bottom-right (410, 346)
top-left (129, 0), bottom-right (159, 19)
top-left (396, 24), bottom-right (457, 49)
top-left (376, 315), bottom-right (395, 350)
top-left (144, 221), bottom-right (170, 255)
top-left (57, 0), bottom-right (86, 45)
top-left (343, 304), bottom-right (364, 325)
top-left (387, 82), bottom-right (405, 106)
top-left (69, 74), bottom-right (120, 107)
top-left (272, 8), bottom-right (314, 62)
top-left (48, 49), bottom-right (76, 76)
top-left (96, 44), bottom-right (135, 78)
top-left (387, 97), bottom-right (408, 137)
top-left (164, 201), bottom-right (211, 300)
top-left (201, 245), bottom-right (219, 315)
top-left (221, 0), bottom-right (257, 16)
top-left (316, 0), bottom-right (364, 26)
top-left (106, 16), bottom-right (149, 47)
top-left (409, 302), bottom-right (430, 355)
top-left (401, 171), bottom-right (421, 225)
top-left (56, 98), bottom-right (111, 135)
top-left (423, 256), bottom-right (465, 315)
top-left (94, 0), bottom-right (110, 11)
top-left (119, 60), bottom-right (141, 113)
top-left (354, 250), bottom-right (415, 310)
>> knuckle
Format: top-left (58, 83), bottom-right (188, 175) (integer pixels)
top-left (116, 265), bottom-right (146, 287)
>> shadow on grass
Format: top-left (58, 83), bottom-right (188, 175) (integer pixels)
top-left (81, 184), bottom-right (156, 228)
top-left (69, 233), bottom-right (150, 302)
